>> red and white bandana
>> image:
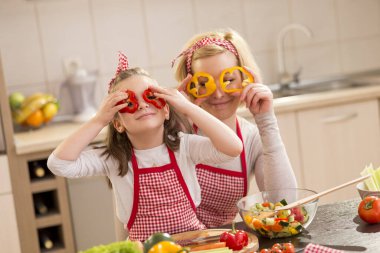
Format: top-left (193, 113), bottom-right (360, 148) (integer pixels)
top-left (172, 37), bottom-right (239, 73)
top-left (108, 51), bottom-right (129, 93)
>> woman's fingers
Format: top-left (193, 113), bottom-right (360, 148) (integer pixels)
top-left (243, 65), bottom-right (261, 83)
top-left (178, 74), bottom-right (192, 93)
top-left (240, 83), bottom-right (255, 101)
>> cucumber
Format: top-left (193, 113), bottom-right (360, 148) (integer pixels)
top-left (279, 221), bottom-right (289, 227)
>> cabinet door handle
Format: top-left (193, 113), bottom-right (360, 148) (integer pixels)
top-left (321, 112), bottom-right (358, 124)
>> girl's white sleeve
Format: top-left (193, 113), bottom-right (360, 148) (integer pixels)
top-left (181, 133), bottom-right (238, 164)
top-left (47, 148), bottom-right (110, 178)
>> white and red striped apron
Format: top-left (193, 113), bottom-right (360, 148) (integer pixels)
top-left (126, 147), bottom-right (205, 241)
top-left (195, 119), bottom-right (248, 228)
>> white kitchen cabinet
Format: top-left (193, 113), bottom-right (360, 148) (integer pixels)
top-left (297, 99), bottom-right (380, 204)
top-left (67, 177), bottom-right (117, 251)
top-left (0, 195), bottom-right (21, 253)
top-left (276, 112), bottom-right (304, 188)
top-left (0, 155), bottom-right (11, 194)
top-left (0, 155), bottom-right (21, 253)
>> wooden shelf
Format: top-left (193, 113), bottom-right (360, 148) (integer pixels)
top-left (31, 179), bottom-right (58, 193)
top-left (36, 213), bottom-right (62, 229)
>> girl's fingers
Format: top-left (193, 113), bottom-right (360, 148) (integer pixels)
top-left (114, 103), bottom-right (128, 112)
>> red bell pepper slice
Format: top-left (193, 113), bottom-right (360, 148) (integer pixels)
top-left (117, 90), bottom-right (139, 113)
top-left (142, 88), bottom-right (166, 109)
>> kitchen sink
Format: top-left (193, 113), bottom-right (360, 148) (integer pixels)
top-left (271, 78), bottom-right (380, 98)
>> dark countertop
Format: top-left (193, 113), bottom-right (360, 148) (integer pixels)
top-left (224, 199), bottom-right (380, 252)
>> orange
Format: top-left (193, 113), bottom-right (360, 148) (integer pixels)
top-left (25, 109), bottom-right (44, 128)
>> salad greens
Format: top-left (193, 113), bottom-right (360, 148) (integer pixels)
top-left (79, 240), bottom-right (142, 253)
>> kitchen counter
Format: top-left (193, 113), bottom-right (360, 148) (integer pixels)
top-left (225, 199), bottom-right (380, 252)
top-left (238, 83), bottom-right (380, 117)
top-left (13, 121), bottom-right (107, 155)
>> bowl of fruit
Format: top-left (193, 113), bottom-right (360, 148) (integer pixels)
top-left (9, 92), bottom-right (59, 130)
top-left (237, 188), bottom-right (318, 239)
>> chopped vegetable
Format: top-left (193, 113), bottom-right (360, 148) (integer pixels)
top-left (361, 164), bottom-right (380, 191)
top-left (79, 240), bottom-right (142, 253)
top-left (190, 242), bottom-right (226, 252)
top-left (245, 200), bottom-right (309, 238)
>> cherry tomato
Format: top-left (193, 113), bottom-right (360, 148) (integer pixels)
top-left (260, 249), bottom-right (271, 253)
top-left (358, 196), bottom-right (380, 224)
top-left (282, 242), bottom-right (295, 253)
top-left (272, 243), bottom-right (282, 250)
top-left (271, 247), bottom-right (283, 253)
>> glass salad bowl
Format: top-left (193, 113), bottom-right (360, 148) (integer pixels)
top-left (237, 188), bottom-right (318, 238)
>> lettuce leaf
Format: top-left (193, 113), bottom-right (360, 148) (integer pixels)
top-left (79, 240), bottom-right (142, 253)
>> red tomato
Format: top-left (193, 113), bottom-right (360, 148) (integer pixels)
top-left (272, 243), bottom-right (282, 250)
top-left (260, 249), bottom-right (271, 253)
top-left (272, 247), bottom-right (283, 253)
top-left (282, 243), bottom-right (295, 253)
top-left (358, 196), bottom-right (380, 224)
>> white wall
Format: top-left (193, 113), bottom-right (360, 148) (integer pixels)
top-left (1, 0), bottom-right (380, 111)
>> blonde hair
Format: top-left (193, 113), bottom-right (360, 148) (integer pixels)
top-left (101, 67), bottom-right (192, 178)
top-left (174, 28), bottom-right (262, 83)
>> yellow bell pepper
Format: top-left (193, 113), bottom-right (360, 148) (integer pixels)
top-left (147, 241), bottom-right (187, 253)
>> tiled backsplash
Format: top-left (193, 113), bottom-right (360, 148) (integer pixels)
top-left (1, 0), bottom-right (380, 113)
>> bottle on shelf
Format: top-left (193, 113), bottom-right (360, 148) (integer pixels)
top-left (39, 233), bottom-right (54, 250)
top-left (30, 161), bottom-right (46, 178)
top-left (34, 198), bottom-right (48, 215)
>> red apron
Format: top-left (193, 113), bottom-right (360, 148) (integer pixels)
top-left (127, 147), bottom-right (205, 241)
top-left (195, 119), bottom-right (247, 228)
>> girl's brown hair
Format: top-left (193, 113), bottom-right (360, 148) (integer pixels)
top-left (101, 67), bottom-right (192, 177)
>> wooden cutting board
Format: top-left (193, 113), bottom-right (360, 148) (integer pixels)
top-left (171, 229), bottom-right (259, 252)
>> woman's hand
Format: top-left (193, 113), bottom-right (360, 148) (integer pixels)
top-left (177, 74), bottom-right (207, 106)
top-left (93, 91), bottom-right (128, 126)
top-left (240, 67), bottom-right (274, 115)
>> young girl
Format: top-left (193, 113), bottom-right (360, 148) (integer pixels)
top-left (172, 29), bottom-right (297, 228)
top-left (47, 52), bottom-right (242, 241)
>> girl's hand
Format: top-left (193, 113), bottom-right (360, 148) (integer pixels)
top-left (93, 91), bottom-right (128, 126)
top-left (177, 74), bottom-right (207, 106)
top-left (240, 67), bottom-right (274, 115)
top-left (149, 85), bottom-right (194, 115)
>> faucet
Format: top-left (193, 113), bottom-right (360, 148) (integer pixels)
top-left (277, 23), bottom-right (312, 87)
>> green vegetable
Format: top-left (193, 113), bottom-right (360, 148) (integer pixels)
top-left (361, 164), bottom-right (380, 191)
top-left (279, 199), bottom-right (288, 206)
top-left (143, 233), bottom-right (173, 253)
top-left (79, 240), bottom-right (142, 253)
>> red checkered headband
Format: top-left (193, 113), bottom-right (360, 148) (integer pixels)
top-left (171, 37), bottom-right (239, 73)
top-left (108, 51), bottom-right (129, 93)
